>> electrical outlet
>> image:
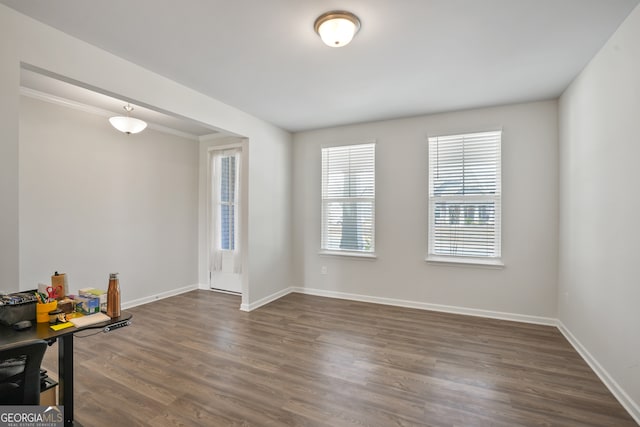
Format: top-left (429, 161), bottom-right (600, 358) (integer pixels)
top-left (320, 266), bottom-right (328, 275)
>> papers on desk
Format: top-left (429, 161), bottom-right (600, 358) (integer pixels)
top-left (69, 312), bottom-right (110, 328)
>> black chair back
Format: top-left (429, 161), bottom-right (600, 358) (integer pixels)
top-left (0, 339), bottom-right (47, 405)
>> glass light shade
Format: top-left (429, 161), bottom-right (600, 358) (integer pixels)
top-left (109, 116), bottom-right (147, 134)
top-left (314, 11), bottom-right (361, 48)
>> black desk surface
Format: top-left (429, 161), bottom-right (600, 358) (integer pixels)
top-left (0, 312), bottom-right (132, 345)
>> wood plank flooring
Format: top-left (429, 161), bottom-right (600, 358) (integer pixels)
top-left (42, 290), bottom-right (637, 426)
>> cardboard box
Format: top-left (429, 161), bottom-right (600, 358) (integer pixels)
top-left (57, 299), bottom-right (75, 314)
top-left (40, 377), bottom-right (58, 406)
top-left (75, 295), bottom-right (100, 315)
top-left (79, 288), bottom-right (107, 312)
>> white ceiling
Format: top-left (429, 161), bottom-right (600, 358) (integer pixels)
top-left (3, 0), bottom-right (639, 132)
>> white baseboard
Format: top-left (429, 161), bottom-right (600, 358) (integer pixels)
top-left (121, 284), bottom-right (199, 310)
top-left (557, 321), bottom-right (640, 425)
top-left (240, 287), bottom-right (293, 312)
top-left (290, 287), bottom-right (557, 326)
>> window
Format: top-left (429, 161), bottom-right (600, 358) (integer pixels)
top-left (219, 155), bottom-right (236, 250)
top-left (209, 147), bottom-right (242, 275)
top-left (428, 131), bottom-right (501, 263)
top-left (321, 143), bottom-right (375, 255)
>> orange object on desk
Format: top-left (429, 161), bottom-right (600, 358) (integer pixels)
top-left (36, 300), bottom-right (57, 323)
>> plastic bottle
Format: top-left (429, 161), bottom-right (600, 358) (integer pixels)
top-left (107, 273), bottom-right (121, 318)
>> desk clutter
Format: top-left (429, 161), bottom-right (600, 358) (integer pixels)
top-left (0, 271), bottom-right (121, 330)
top-left (0, 291), bottom-right (38, 326)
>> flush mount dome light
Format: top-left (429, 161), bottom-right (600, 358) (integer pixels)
top-left (109, 104), bottom-right (147, 135)
top-left (314, 10), bottom-right (361, 47)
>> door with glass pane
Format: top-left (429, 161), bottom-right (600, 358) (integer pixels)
top-left (209, 148), bottom-right (242, 293)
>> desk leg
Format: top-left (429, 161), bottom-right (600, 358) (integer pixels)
top-left (58, 334), bottom-right (75, 426)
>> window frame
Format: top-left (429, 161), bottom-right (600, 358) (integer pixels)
top-left (320, 141), bottom-right (377, 258)
top-left (426, 130), bottom-right (503, 267)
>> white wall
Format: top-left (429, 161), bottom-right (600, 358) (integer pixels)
top-left (0, 9), bottom-right (20, 290)
top-left (245, 131), bottom-right (293, 306)
top-left (558, 4), bottom-right (640, 418)
top-left (293, 101), bottom-right (558, 319)
top-left (19, 95), bottom-right (198, 302)
top-left (0, 4), bottom-right (293, 305)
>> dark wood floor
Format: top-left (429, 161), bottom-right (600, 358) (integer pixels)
top-left (43, 290), bottom-right (637, 426)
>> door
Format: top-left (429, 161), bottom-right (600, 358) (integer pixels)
top-left (209, 147), bottom-right (242, 293)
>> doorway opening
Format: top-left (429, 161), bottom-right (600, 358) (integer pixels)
top-left (208, 144), bottom-right (243, 294)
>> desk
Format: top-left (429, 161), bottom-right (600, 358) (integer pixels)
top-left (0, 312), bottom-right (132, 426)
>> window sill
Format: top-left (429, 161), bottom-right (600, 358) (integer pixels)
top-left (319, 250), bottom-right (377, 259)
top-left (425, 255), bottom-right (504, 268)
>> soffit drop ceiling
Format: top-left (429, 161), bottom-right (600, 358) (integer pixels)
top-left (20, 68), bottom-right (220, 139)
top-left (2, 0), bottom-right (638, 132)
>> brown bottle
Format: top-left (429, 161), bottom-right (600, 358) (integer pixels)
top-left (107, 273), bottom-right (121, 318)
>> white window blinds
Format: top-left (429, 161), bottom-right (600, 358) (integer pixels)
top-left (321, 143), bottom-right (375, 254)
top-left (428, 131), bottom-right (501, 260)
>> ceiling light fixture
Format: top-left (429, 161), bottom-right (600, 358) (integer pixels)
top-left (314, 10), bottom-right (361, 48)
top-left (109, 103), bottom-right (147, 135)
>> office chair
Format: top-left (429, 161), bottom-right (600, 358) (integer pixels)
top-left (0, 339), bottom-right (48, 405)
